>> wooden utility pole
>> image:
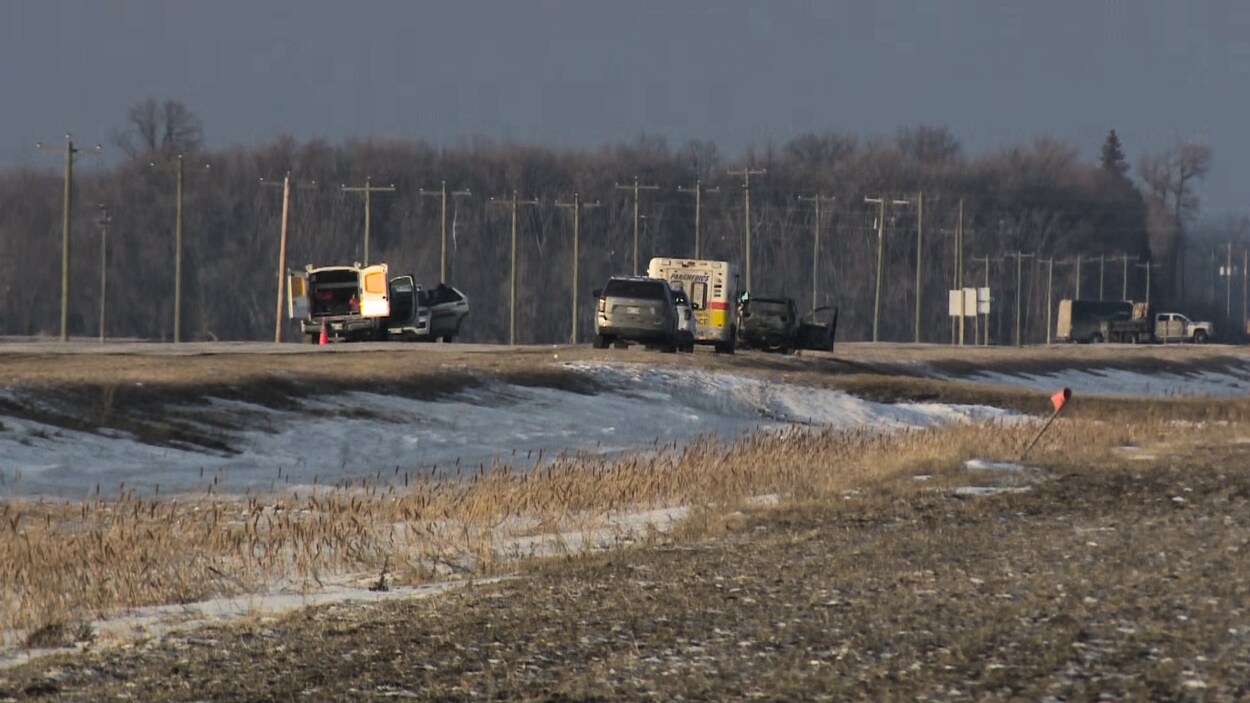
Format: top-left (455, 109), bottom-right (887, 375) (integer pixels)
top-left (727, 168), bottom-right (765, 291)
top-left (1110, 254), bottom-right (1133, 300)
top-left (261, 174), bottom-right (317, 342)
top-left (864, 196), bottom-right (909, 342)
top-left (555, 194), bottom-right (600, 344)
top-left (1098, 253), bottom-right (1106, 300)
top-left (148, 154), bottom-right (210, 343)
top-left (341, 176), bottom-right (396, 266)
top-left (490, 191), bottom-right (540, 346)
top-left (615, 177), bottom-right (659, 275)
top-left (797, 194), bottom-right (836, 315)
top-left (38, 135), bottom-right (100, 341)
top-left (676, 180), bottom-right (720, 259)
top-left (420, 181), bottom-right (472, 283)
top-left (956, 200), bottom-right (965, 344)
top-left (94, 205), bottom-right (112, 343)
top-left (1227, 240), bottom-right (1234, 320)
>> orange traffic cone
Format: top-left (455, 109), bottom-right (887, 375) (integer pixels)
top-left (318, 321), bottom-right (329, 345)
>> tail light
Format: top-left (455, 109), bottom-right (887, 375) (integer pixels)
top-left (598, 297), bottom-right (606, 313)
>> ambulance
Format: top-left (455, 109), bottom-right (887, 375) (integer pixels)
top-left (646, 257), bottom-right (740, 353)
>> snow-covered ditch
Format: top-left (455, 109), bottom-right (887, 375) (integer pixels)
top-left (0, 361), bottom-right (1014, 499)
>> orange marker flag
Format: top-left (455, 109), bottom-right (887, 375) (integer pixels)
top-left (1021, 388), bottom-right (1073, 460)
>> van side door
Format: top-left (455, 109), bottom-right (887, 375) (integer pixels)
top-left (286, 271), bottom-right (310, 319)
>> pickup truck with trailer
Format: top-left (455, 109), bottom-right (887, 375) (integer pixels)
top-left (1100, 302), bottom-right (1212, 344)
top-left (1055, 298), bottom-right (1211, 344)
top-left (287, 263), bottom-right (469, 343)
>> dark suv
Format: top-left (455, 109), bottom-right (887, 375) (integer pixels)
top-left (593, 276), bottom-right (679, 352)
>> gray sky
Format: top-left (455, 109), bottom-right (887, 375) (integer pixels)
top-left (2, 1), bottom-right (1247, 215)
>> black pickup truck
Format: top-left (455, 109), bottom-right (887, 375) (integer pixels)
top-left (736, 295), bottom-right (837, 354)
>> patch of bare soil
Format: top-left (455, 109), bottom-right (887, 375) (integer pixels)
top-left (3, 440), bottom-right (1249, 701)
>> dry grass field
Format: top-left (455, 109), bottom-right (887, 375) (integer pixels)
top-left (1, 342), bottom-right (1249, 700)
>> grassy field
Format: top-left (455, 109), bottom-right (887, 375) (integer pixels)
top-left (0, 344), bottom-right (1248, 700)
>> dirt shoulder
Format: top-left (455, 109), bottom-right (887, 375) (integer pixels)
top-left (4, 435), bottom-right (1249, 701)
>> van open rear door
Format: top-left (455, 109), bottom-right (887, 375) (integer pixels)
top-left (359, 264), bottom-right (390, 318)
top-left (286, 270), bottom-right (309, 319)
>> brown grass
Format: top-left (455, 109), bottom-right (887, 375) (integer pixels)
top-left (0, 383), bottom-right (1232, 650)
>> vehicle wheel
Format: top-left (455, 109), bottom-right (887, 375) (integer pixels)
top-left (662, 340), bottom-right (678, 353)
top-left (1194, 330), bottom-right (1208, 344)
top-left (613, 340), bottom-right (628, 349)
top-left (442, 335), bottom-right (454, 343)
top-left (592, 334), bottom-right (608, 349)
top-left (1090, 332), bottom-right (1105, 344)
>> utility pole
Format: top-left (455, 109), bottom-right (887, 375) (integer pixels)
top-left (615, 177), bottom-right (659, 275)
top-left (973, 254), bottom-right (991, 346)
top-left (727, 168), bottom-right (766, 291)
top-left (420, 181), bottom-right (472, 283)
top-left (94, 205), bottom-right (112, 343)
top-left (38, 135), bottom-right (100, 341)
top-left (1227, 240), bottom-right (1234, 320)
top-left (864, 195), bottom-right (909, 342)
top-left (490, 191), bottom-right (540, 346)
top-left (914, 192), bottom-right (924, 343)
top-left (1136, 260), bottom-right (1162, 303)
top-left (797, 193), bottom-right (836, 315)
top-left (1005, 251), bottom-right (1035, 346)
top-left (149, 154), bottom-right (210, 343)
top-left (956, 200), bottom-right (966, 344)
top-left (1098, 253), bottom-right (1106, 300)
top-left (1042, 256), bottom-right (1054, 344)
top-left (261, 174), bottom-right (317, 342)
top-left (676, 180), bottom-right (720, 259)
top-left (1109, 255), bottom-right (1133, 300)
top-left (341, 176), bottom-right (396, 266)
top-left (555, 194), bottom-right (600, 344)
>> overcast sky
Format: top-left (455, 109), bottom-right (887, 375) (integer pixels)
top-left (2, 1), bottom-right (1247, 215)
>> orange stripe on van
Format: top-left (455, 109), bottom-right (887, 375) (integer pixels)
top-left (709, 301), bottom-right (730, 310)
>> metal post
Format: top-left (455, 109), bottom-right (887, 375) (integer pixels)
top-left (957, 199), bottom-right (965, 345)
top-left (1099, 254), bottom-right (1105, 300)
top-left (1046, 257), bottom-right (1054, 344)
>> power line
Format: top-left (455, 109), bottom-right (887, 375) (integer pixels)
top-left (420, 181), bottom-right (472, 283)
top-left (341, 176), bottom-right (396, 266)
top-left (489, 191), bottom-right (540, 346)
top-left (614, 177), bottom-right (659, 275)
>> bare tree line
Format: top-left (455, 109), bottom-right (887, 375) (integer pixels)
top-left (0, 102), bottom-right (1233, 345)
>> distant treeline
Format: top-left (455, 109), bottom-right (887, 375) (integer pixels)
top-left (0, 101), bottom-right (1231, 344)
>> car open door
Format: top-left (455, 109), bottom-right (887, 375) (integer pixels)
top-left (797, 306), bottom-right (838, 351)
top-left (359, 263), bottom-right (390, 318)
top-left (286, 270), bottom-right (309, 319)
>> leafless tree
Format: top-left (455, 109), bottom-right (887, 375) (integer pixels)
top-left (113, 98), bottom-right (205, 159)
